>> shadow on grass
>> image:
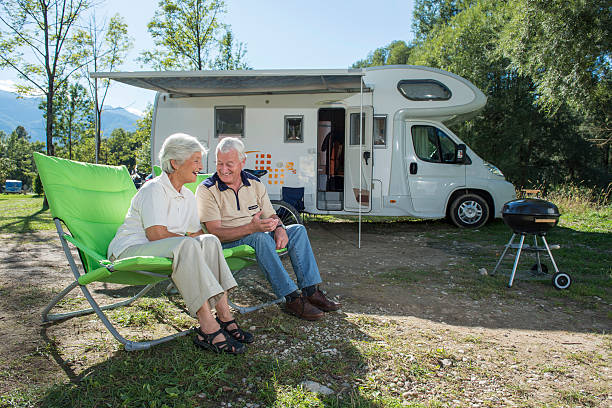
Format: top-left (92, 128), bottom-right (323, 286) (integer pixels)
top-left (36, 312), bottom-right (386, 408)
top-left (0, 207), bottom-right (48, 232)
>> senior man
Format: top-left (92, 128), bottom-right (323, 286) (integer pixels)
top-left (196, 137), bottom-right (340, 320)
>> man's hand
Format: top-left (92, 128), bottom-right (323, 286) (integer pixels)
top-left (274, 226), bottom-right (289, 250)
top-left (250, 211), bottom-right (278, 233)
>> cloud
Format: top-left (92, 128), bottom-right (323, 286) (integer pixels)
top-left (0, 79), bottom-right (17, 93)
top-left (125, 107), bottom-right (145, 117)
top-left (0, 79), bottom-right (44, 96)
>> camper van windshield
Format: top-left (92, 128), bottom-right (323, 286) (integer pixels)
top-left (398, 80), bottom-right (452, 101)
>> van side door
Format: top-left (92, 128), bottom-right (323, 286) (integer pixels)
top-left (405, 122), bottom-right (466, 216)
top-left (344, 106), bottom-right (373, 212)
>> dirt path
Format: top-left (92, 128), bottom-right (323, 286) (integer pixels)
top-left (0, 222), bottom-right (610, 406)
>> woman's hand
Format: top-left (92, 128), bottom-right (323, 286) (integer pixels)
top-left (145, 225), bottom-right (198, 241)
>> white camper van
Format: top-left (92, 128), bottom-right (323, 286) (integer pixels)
top-left (94, 66), bottom-right (515, 228)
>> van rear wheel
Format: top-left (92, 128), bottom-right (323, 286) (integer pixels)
top-left (449, 194), bottom-right (489, 228)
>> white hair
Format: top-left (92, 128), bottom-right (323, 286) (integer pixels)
top-left (159, 133), bottom-right (207, 174)
top-left (216, 137), bottom-right (246, 161)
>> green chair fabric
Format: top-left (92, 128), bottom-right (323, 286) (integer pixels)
top-left (34, 153), bottom-right (172, 285)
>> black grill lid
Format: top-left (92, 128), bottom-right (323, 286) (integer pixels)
top-left (502, 199), bottom-right (560, 217)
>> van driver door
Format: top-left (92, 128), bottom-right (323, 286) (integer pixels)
top-left (344, 106), bottom-right (373, 212)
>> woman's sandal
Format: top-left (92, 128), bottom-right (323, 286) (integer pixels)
top-left (215, 317), bottom-right (254, 344)
top-left (193, 327), bottom-right (246, 354)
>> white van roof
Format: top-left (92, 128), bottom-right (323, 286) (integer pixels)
top-left (90, 69), bottom-right (369, 97)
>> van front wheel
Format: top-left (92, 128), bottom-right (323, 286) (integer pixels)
top-left (449, 194), bottom-right (489, 228)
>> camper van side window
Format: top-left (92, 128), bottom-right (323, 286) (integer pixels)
top-left (374, 115), bottom-right (387, 148)
top-left (411, 125), bottom-right (457, 163)
top-left (215, 106), bottom-right (244, 138)
top-left (350, 113), bottom-right (366, 145)
top-left (284, 115), bottom-right (303, 143)
top-left (398, 80), bottom-right (452, 101)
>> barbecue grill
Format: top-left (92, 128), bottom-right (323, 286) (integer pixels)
top-left (492, 199), bottom-right (571, 289)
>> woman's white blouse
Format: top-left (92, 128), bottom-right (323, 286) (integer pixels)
top-left (108, 172), bottom-right (202, 258)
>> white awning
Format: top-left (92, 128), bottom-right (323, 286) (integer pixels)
top-left (90, 69), bottom-right (370, 97)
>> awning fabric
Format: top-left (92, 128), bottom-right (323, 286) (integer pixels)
top-left (90, 69), bottom-right (369, 97)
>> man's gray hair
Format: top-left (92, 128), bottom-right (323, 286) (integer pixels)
top-left (216, 137), bottom-right (246, 161)
top-left (159, 133), bottom-right (207, 174)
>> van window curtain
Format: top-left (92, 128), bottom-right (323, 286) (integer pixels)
top-left (411, 125), bottom-right (439, 161)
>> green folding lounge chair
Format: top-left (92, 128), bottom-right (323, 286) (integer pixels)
top-left (33, 153), bottom-right (264, 351)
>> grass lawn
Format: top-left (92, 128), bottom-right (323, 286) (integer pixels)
top-left (0, 194), bottom-right (54, 234)
top-left (0, 192), bottom-right (610, 407)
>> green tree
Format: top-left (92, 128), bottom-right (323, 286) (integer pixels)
top-left (213, 28), bottom-right (249, 70)
top-left (51, 82), bottom-right (94, 160)
top-left (0, 126), bottom-right (45, 189)
top-left (0, 0), bottom-right (91, 156)
top-left (133, 106), bottom-right (153, 174)
top-left (412, 0), bottom-right (470, 43)
top-left (106, 128), bottom-right (139, 169)
top-left (141, 0), bottom-right (225, 70)
top-left (352, 41), bottom-right (413, 68)
top-left (407, 0), bottom-right (600, 187)
top-left (498, 0), bottom-right (612, 169)
top-left (75, 13), bottom-right (132, 163)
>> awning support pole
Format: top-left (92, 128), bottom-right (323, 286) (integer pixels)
top-left (359, 78), bottom-right (363, 249)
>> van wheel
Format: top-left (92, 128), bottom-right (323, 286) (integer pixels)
top-left (449, 194), bottom-right (489, 228)
top-left (271, 200), bottom-right (302, 226)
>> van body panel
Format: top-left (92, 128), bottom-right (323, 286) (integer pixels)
top-left (112, 65), bottom-right (515, 220)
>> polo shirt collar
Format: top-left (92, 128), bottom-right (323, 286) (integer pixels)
top-left (159, 171), bottom-right (187, 198)
top-left (212, 170), bottom-right (252, 192)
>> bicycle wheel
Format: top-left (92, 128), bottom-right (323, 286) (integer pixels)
top-left (270, 200), bottom-right (302, 226)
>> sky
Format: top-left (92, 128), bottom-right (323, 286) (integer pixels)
top-left (0, 0), bottom-right (415, 115)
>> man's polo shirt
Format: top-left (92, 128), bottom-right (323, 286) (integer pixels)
top-left (196, 171), bottom-right (276, 228)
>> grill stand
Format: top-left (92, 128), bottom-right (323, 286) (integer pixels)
top-left (492, 233), bottom-right (561, 287)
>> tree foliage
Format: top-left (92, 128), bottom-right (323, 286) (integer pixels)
top-left (141, 0), bottom-right (225, 70)
top-left (352, 41), bottom-right (412, 68)
top-left (0, 127), bottom-right (45, 189)
top-left (498, 0), bottom-right (612, 147)
top-left (0, 0), bottom-right (91, 156)
top-left (45, 82), bottom-right (94, 160)
top-left (354, 0), bottom-right (611, 188)
top-left (213, 28), bottom-right (249, 70)
top-left (75, 13), bottom-right (132, 162)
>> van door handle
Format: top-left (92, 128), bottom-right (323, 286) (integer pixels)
top-left (410, 162), bottom-right (417, 174)
top-left (363, 151), bottom-right (371, 165)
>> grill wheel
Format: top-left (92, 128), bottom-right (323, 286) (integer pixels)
top-left (552, 272), bottom-right (572, 290)
top-left (449, 193), bottom-right (489, 228)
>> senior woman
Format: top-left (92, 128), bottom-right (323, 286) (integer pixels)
top-left (107, 133), bottom-right (253, 355)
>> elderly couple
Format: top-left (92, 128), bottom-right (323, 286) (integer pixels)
top-left (107, 134), bottom-right (339, 355)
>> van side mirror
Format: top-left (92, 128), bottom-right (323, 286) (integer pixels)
top-left (455, 144), bottom-right (467, 164)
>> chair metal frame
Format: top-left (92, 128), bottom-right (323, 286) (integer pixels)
top-left (43, 219), bottom-right (192, 351)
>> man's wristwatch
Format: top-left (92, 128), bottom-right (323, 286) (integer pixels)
top-left (275, 221), bottom-right (286, 230)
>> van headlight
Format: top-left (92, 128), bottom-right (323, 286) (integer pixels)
top-left (484, 162), bottom-right (504, 177)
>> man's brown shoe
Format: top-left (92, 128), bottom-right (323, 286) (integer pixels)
top-left (306, 289), bottom-right (341, 312)
top-left (284, 296), bottom-right (324, 321)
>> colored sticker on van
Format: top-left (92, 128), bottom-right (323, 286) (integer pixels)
top-left (255, 153), bottom-right (286, 185)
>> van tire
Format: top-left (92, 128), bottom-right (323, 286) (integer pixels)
top-left (449, 194), bottom-right (489, 228)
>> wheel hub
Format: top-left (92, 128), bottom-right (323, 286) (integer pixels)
top-left (458, 201), bottom-right (482, 224)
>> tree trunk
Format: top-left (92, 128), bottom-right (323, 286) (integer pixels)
top-left (46, 89), bottom-right (55, 156)
top-left (95, 77), bottom-right (100, 163)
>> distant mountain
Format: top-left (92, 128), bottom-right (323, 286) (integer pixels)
top-left (0, 90), bottom-right (141, 143)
